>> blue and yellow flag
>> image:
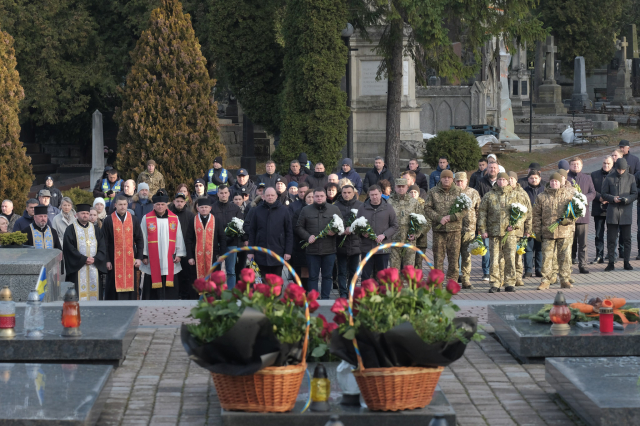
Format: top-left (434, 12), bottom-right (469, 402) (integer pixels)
top-left (35, 266), bottom-right (47, 301)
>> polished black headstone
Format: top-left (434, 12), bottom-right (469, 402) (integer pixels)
top-left (0, 363), bottom-right (112, 425)
top-left (0, 306), bottom-right (138, 365)
top-left (221, 362), bottom-right (456, 426)
top-left (546, 357), bottom-right (640, 426)
top-left (489, 304), bottom-right (640, 363)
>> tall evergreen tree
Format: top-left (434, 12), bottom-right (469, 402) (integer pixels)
top-left (0, 28), bottom-right (34, 208)
top-left (274, 0), bottom-right (350, 171)
top-left (115, 0), bottom-right (223, 194)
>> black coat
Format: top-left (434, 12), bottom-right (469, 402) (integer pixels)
top-left (290, 207), bottom-right (309, 267)
top-left (256, 172), bottom-right (281, 189)
top-left (363, 166), bottom-right (394, 193)
top-left (524, 184), bottom-right (544, 208)
top-left (407, 166), bottom-right (428, 192)
top-left (295, 203), bottom-right (343, 256)
top-left (624, 152), bottom-right (640, 175)
top-left (211, 200), bottom-right (245, 247)
top-left (248, 200), bottom-right (294, 266)
top-left (601, 170), bottom-right (638, 225)
top-left (470, 170), bottom-right (484, 189)
top-left (306, 172), bottom-right (329, 190)
top-left (45, 185), bottom-right (63, 208)
top-left (356, 199), bottom-right (399, 255)
top-left (591, 169), bottom-right (612, 217)
top-left (474, 175), bottom-right (497, 198)
top-left (131, 197), bottom-right (154, 218)
top-left (335, 197), bottom-right (363, 256)
top-left (168, 204), bottom-right (195, 247)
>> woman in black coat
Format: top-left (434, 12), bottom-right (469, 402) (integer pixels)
top-left (291, 190), bottom-right (314, 290)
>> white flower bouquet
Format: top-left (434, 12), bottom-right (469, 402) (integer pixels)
top-left (502, 203), bottom-right (528, 244)
top-left (351, 216), bottom-right (379, 244)
top-left (339, 209), bottom-right (360, 248)
top-left (435, 193), bottom-right (472, 229)
top-left (302, 214), bottom-right (344, 249)
top-left (224, 217), bottom-right (245, 237)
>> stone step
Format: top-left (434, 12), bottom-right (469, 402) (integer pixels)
top-left (514, 123), bottom-right (568, 136)
top-left (23, 143), bottom-right (41, 153)
top-left (32, 163), bottom-right (57, 174)
top-left (27, 152), bottom-right (51, 165)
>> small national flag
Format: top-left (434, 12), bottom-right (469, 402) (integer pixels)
top-left (35, 266), bottom-right (47, 301)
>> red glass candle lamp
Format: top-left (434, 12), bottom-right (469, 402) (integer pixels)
top-left (599, 300), bottom-right (614, 333)
top-left (61, 288), bottom-right (82, 337)
top-left (549, 291), bottom-right (571, 335)
top-left (0, 286), bottom-right (16, 339)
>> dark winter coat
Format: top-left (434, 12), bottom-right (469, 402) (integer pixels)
top-left (295, 203), bottom-right (343, 256)
top-left (130, 195), bottom-right (154, 218)
top-left (592, 169), bottom-right (612, 217)
top-left (283, 169), bottom-right (308, 185)
top-left (470, 169), bottom-right (484, 190)
top-left (524, 183), bottom-right (545, 208)
top-left (337, 158), bottom-right (363, 194)
top-left (290, 206), bottom-right (310, 267)
top-left (624, 152), bottom-right (640, 175)
top-left (335, 197), bottom-right (363, 257)
top-left (298, 153), bottom-right (314, 175)
top-left (257, 172), bottom-right (282, 188)
top-left (567, 171), bottom-right (596, 224)
top-left (306, 172), bottom-right (329, 190)
top-left (474, 175), bottom-right (497, 198)
top-left (356, 199), bottom-right (398, 255)
top-left (407, 165), bottom-right (429, 192)
top-left (429, 164), bottom-right (451, 189)
top-left (44, 185), bottom-right (63, 209)
top-left (248, 200), bottom-right (293, 266)
top-left (168, 204), bottom-right (195, 250)
top-left (230, 180), bottom-right (257, 201)
top-left (363, 166), bottom-right (393, 193)
top-left (13, 210), bottom-right (51, 232)
top-left (211, 200), bottom-right (245, 247)
top-left (601, 170), bottom-right (638, 225)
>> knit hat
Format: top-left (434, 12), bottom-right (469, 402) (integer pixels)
top-left (288, 181), bottom-right (298, 188)
top-left (455, 172), bottom-right (467, 181)
top-left (93, 197), bottom-right (106, 207)
top-left (557, 169), bottom-right (568, 178)
top-left (550, 173), bottom-right (563, 182)
top-left (146, 159), bottom-right (156, 166)
top-left (214, 156), bottom-right (223, 165)
top-left (497, 172), bottom-right (509, 180)
top-left (507, 171), bottom-right (518, 180)
top-left (440, 170), bottom-right (454, 179)
top-left (138, 183), bottom-right (150, 191)
top-left (194, 179), bottom-right (206, 187)
top-left (616, 158), bottom-right (628, 170)
top-left (409, 184), bottom-right (419, 192)
top-left (558, 159), bottom-right (570, 171)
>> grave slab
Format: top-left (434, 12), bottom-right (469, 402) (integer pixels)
top-left (221, 363), bottom-right (455, 426)
top-left (546, 357), bottom-right (640, 426)
top-left (0, 306), bottom-right (138, 365)
top-left (0, 248), bottom-right (63, 302)
top-left (0, 363), bottom-right (112, 426)
top-left (489, 304), bottom-right (640, 363)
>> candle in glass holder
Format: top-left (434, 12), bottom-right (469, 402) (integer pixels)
top-left (549, 291), bottom-right (571, 335)
top-left (0, 286), bottom-right (16, 339)
top-left (61, 288), bottom-right (81, 337)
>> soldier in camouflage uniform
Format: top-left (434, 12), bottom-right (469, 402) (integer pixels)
top-left (455, 172), bottom-right (481, 289)
top-left (409, 184), bottom-right (431, 269)
top-left (137, 159), bottom-right (166, 196)
top-left (549, 169), bottom-right (576, 285)
top-left (424, 170), bottom-right (467, 280)
top-left (478, 173), bottom-right (531, 293)
top-left (389, 178), bottom-right (425, 270)
top-left (508, 172), bottom-right (532, 286)
top-left (532, 173), bottom-right (576, 290)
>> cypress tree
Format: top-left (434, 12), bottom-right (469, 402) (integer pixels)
top-left (0, 29), bottom-right (34, 208)
top-left (274, 0), bottom-right (350, 171)
top-left (115, 0), bottom-right (223, 194)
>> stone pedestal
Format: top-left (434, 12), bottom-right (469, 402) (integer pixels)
top-left (509, 43), bottom-right (530, 116)
top-left (0, 248), bottom-right (62, 302)
top-left (535, 83), bottom-right (566, 114)
top-left (570, 56), bottom-right (590, 111)
top-left (89, 110), bottom-right (104, 187)
top-left (350, 28), bottom-right (423, 163)
top-left (614, 37), bottom-right (636, 105)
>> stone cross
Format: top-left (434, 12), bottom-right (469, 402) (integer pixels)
top-left (621, 37), bottom-right (629, 62)
top-left (544, 36), bottom-right (558, 82)
top-left (90, 110), bottom-right (105, 186)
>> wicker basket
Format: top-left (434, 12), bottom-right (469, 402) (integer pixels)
top-left (349, 243), bottom-right (443, 411)
top-left (207, 246), bottom-right (309, 412)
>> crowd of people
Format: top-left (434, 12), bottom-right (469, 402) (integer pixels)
top-left (0, 142), bottom-right (638, 300)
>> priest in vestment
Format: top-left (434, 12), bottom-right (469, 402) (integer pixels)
top-left (63, 204), bottom-right (107, 300)
top-left (186, 198), bottom-right (227, 291)
top-left (140, 190), bottom-right (187, 300)
top-left (103, 195), bottom-right (144, 300)
top-left (22, 205), bottom-right (62, 251)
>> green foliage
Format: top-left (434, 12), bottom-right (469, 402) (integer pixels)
top-left (538, 0), bottom-right (627, 76)
top-left (274, 0), bottom-right (350, 172)
top-left (0, 0), bottom-right (109, 127)
top-left (423, 130), bottom-right (482, 173)
top-left (115, 0), bottom-right (224, 194)
top-left (62, 187), bottom-right (95, 206)
top-left (519, 304), bottom-right (592, 324)
top-left (0, 231), bottom-right (28, 246)
top-left (0, 29), bottom-right (33, 209)
top-left (206, 0), bottom-right (285, 135)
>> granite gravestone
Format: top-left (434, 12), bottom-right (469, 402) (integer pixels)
top-left (0, 363), bottom-right (112, 426)
top-left (0, 306), bottom-right (138, 365)
top-left (546, 357), bottom-right (640, 426)
top-left (535, 36), bottom-right (566, 114)
top-left (614, 37), bottom-right (636, 105)
top-left (489, 304), bottom-right (640, 363)
top-left (628, 24), bottom-right (638, 59)
top-left (570, 56), bottom-right (590, 111)
top-left (221, 362), bottom-right (456, 426)
top-left (509, 43), bottom-right (530, 116)
top-left (89, 110), bottom-right (105, 187)
top-left (0, 248), bottom-right (62, 302)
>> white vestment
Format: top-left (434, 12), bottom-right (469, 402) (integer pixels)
top-left (139, 214), bottom-right (187, 275)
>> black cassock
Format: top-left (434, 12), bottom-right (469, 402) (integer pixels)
top-left (62, 222), bottom-right (108, 299)
top-left (102, 212), bottom-right (144, 300)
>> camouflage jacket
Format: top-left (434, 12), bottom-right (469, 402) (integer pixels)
top-left (478, 184), bottom-right (532, 237)
top-left (533, 186), bottom-right (576, 240)
top-left (137, 170), bottom-right (166, 196)
top-left (424, 182), bottom-right (467, 233)
top-left (388, 193), bottom-right (425, 242)
top-left (461, 187), bottom-right (481, 234)
top-left (514, 183), bottom-right (533, 230)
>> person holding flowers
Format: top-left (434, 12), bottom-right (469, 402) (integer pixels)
top-left (532, 173), bottom-right (576, 290)
top-left (388, 178), bottom-right (426, 271)
top-left (478, 173), bottom-right (531, 293)
top-left (424, 169), bottom-right (468, 281)
top-left (567, 157), bottom-right (596, 274)
top-left (508, 171), bottom-right (533, 287)
top-left (335, 184), bottom-right (363, 298)
top-left (295, 188), bottom-right (344, 299)
top-left (454, 172), bottom-right (481, 289)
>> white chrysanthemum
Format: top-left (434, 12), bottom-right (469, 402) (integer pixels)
top-left (332, 214), bottom-right (345, 234)
top-left (410, 213), bottom-right (428, 224)
top-left (351, 216), bottom-right (369, 229)
top-left (351, 209), bottom-right (359, 215)
top-left (511, 203), bottom-right (528, 214)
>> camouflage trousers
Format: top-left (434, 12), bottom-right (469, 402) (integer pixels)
top-left (541, 238), bottom-right (572, 286)
top-left (516, 252), bottom-right (524, 285)
top-left (391, 244), bottom-right (417, 271)
top-left (433, 231), bottom-right (461, 280)
top-left (459, 232), bottom-right (475, 285)
top-left (414, 231), bottom-right (429, 270)
top-left (489, 235), bottom-right (518, 288)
